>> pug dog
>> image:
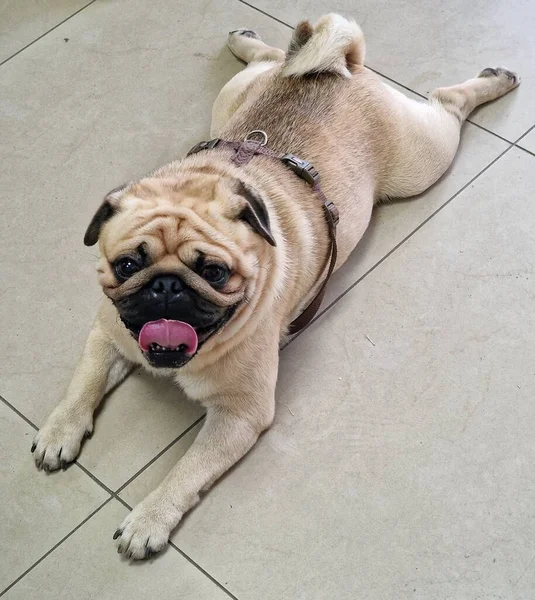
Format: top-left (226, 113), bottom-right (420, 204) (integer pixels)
top-left (32, 13), bottom-right (519, 559)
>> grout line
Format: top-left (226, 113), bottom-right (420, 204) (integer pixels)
top-left (513, 123), bottom-right (535, 148)
top-left (516, 145), bottom-right (535, 158)
top-left (115, 413), bottom-right (206, 494)
top-left (511, 124), bottom-right (535, 159)
top-left (463, 119), bottom-right (512, 144)
top-left (285, 142), bottom-right (515, 346)
top-left (170, 543), bottom-right (240, 600)
top-left (0, 0), bottom-right (99, 68)
top-left (0, 498), bottom-right (112, 597)
top-left (364, 65), bottom-right (426, 99)
top-left (0, 394), bottom-right (38, 430)
top-left (75, 462), bottom-right (115, 495)
top-left (114, 494), bottom-right (132, 510)
top-left (236, 0), bottom-right (293, 29)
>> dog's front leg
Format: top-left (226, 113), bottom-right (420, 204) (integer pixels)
top-left (114, 399), bottom-right (274, 559)
top-left (32, 317), bottom-right (132, 471)
top-left (114, 330), bottom-right (278, 560)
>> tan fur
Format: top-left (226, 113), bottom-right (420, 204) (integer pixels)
top-left (33, 15), bottom-right (519, 559)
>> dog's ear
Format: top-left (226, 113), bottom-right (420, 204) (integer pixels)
top-left (235, 181), bottom-right (276, 247)
top-left (83, 185), bottom-right (127, 246)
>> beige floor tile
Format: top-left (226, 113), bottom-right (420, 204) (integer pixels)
top-left (0, 0), bottom-right (90, 63)
top-left (2, 499), bottom-right (231, 599)
top-left (164, 148), bottom-right (535, 599)
top-left (119, 421), bottom-right (202, 506)
top-left (518, 128), bottom-right (535, 154)
top-left (0, 0), bottom-right (290, 467)
top-left (249, 0), bottom-right (533, 141)
top-left (0, 401), bottom-right (108, 591)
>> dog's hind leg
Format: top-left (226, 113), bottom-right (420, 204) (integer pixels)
top-left (227, 28), bottom-right (285, 64)
top-left (377, 67), bottom-right (520, 200)
top-left (210, 30), bottom-right (285, 137)
top-left (431, 67), bottom-right (520, 123)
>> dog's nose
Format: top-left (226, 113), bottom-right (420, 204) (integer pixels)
top-left (150, 275), bottom-right (184, 295)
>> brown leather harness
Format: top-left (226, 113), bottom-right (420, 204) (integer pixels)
top-left (187, 131), bottom-right (339, 335)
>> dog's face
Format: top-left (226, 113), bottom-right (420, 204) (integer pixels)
top-left (84, 169), bottom-right (276, 369)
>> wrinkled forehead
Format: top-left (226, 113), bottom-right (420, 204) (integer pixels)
top-left (100, 178), bottom-right (254, 273)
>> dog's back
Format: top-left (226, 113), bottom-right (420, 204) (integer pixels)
top-left (220, 15), bottom-right (398, 194)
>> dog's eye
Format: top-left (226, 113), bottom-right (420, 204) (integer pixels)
top-left (201, 264), bottom-right (229, 286)
top-left (114, 257), bottom-right (141, 281)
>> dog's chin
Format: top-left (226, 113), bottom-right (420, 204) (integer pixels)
top-left (143, 347), bottom-right (195, 369)
top-left (121, 306), bottom-right (238, 369)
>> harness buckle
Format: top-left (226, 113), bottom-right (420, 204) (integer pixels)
top-left (281, 154), bottom-right (319, 186)
top-left (187, 138), bottom-right (220, 156)
top-left (325, 200), bottom-right (340, 227)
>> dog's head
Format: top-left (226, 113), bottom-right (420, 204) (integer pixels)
top-left (84, 169), bottom-right (277, 369)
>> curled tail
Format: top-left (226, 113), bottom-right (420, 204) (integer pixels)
top-left (282, 13), bottom-right (365, 79)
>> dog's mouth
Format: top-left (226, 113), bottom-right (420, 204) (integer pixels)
top-left (121, 306), bottom-right (237, 369)
top-left (138, 319), bottom-right (200, 369)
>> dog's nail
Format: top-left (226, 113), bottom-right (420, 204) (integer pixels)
top-left (60, 460), bottom-right (68, 470)
top-left (31, 443), bottom-right (36, 453)
top-left (113, 529), bottom-right (123, 540)
top-left (84, 430), bottom-right (93, 439)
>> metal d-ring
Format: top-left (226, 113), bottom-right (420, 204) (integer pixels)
top-left (244, 130), bottom-right (268, 146)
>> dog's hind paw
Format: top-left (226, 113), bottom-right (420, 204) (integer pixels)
top-left (228, 28), bottom-right (260, 40)
top-left (227, 28), bottom-right (262, 61)
top-left (478, 66), bottom-right (520, 88)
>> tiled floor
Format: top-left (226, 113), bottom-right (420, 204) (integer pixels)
top-left (1, 0), bottom-right (534, 598)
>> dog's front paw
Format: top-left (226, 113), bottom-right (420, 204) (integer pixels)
top-left (114, 494), bottom-right (182, 560)
top-left (32, 408), bottom-right (93, 471)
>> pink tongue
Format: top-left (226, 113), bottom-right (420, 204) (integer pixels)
top-left (138, 319), bottom-right (198, 355)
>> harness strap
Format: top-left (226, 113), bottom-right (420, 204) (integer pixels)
top-left (187, 136), bottom-right (339, 335)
